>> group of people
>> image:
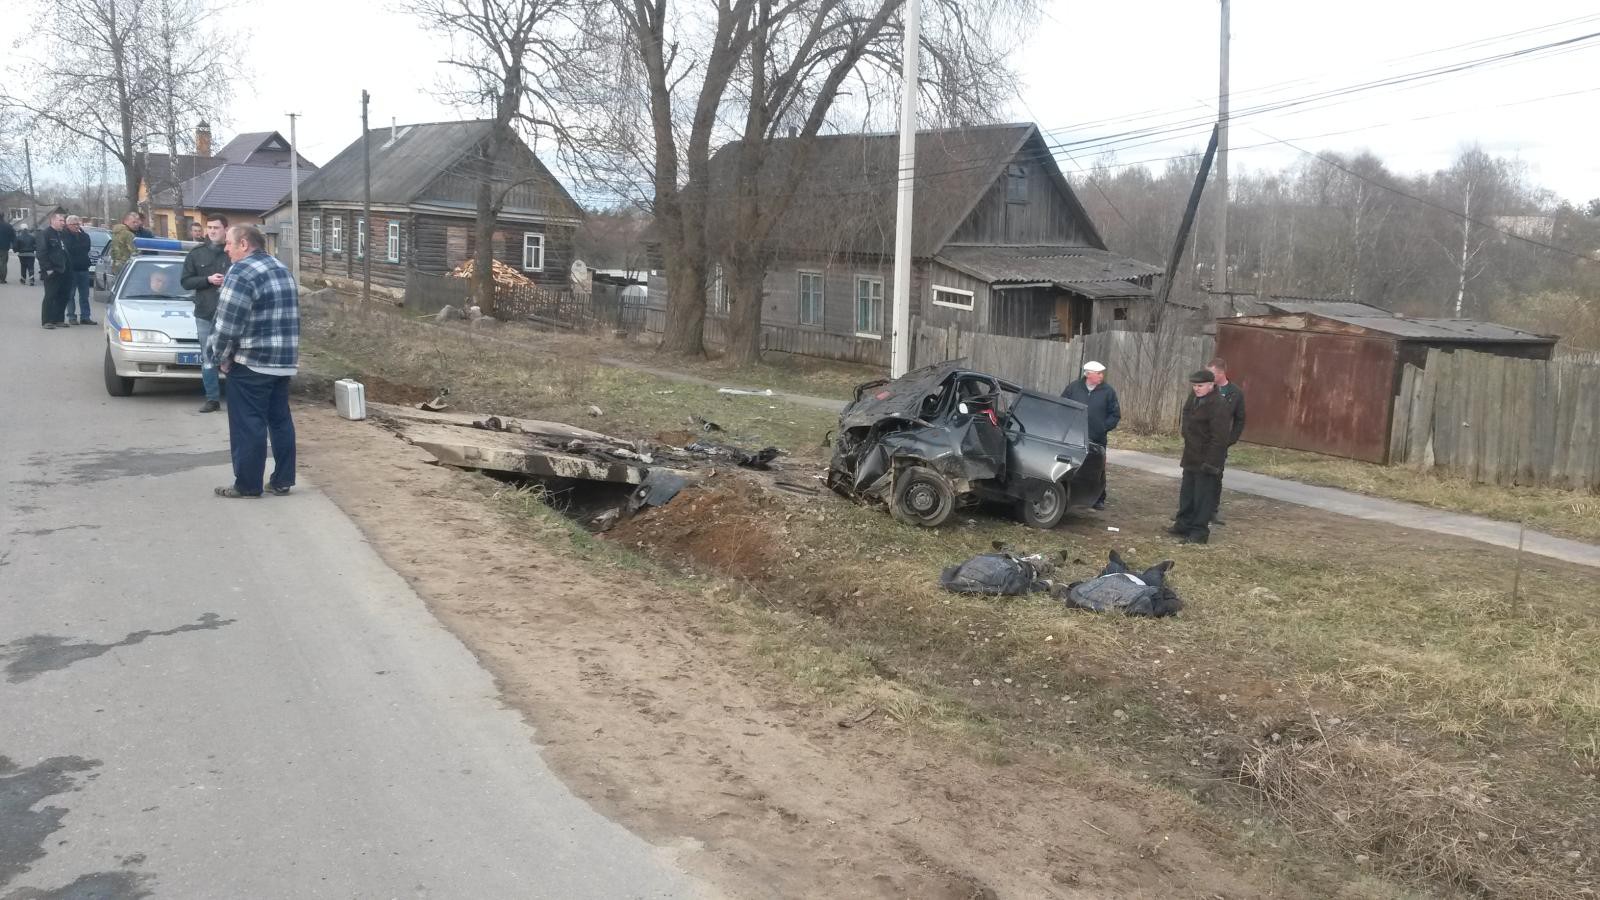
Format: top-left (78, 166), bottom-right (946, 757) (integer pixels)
top-left (0, 212), bottom-right (104, 326)
top-left (1060, 357), bottom-right (1246, 545)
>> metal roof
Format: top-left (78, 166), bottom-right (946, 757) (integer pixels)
top-left (213, 131), bottom-right (312, 169)
top-left (937, 245), bottom-right (1159, 298)
top-left (176, 164), bottom-right (313, 213)
top-left (1264, 299), bottom-right (1393, 317)
top-left (705, 123), bottom-right (1106, 258)
top-left (1223, 312), bottom-right (1556, 344)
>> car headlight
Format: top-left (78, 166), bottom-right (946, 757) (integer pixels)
top-left (119, 328), bottom-right (173, 344)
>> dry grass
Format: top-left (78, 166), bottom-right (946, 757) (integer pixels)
top-left (302, 306), bottom-right (1600, 899)
top-left (1116, 431), bottom-right (1600, 545)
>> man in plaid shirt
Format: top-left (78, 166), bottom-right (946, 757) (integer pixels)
top-left (209, 224), bottom-right (300, 498)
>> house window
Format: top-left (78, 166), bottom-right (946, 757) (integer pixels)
top-left (1113, 307), bottom-right (1129, 321)
top-left (154, 213), bottom-right (170, 237)
top-left (797, 271), bottom-right (823, 326)
top-left (931, 284), bottom-right (974, 311)
top-left (7, 207), bottom-right (25, 222)
top-left (855, 275), bottom-right (883, 337)
top-left (355, 218), bottom-right (365, 258)
top-left (329, 217), bottom-right (342, 254)
top-left (310, 216), bottom-right (322, 252)
top-left (386, 222), bottom-right (400, 262)
top-left (711, 264), bottom-right (727, 316)
top-left (1006, 164), bottom-right (1027, 204)
top-left (521, 233), bottom-right (544, 272)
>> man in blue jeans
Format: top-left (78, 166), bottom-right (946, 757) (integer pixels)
top-left (64, 216), bottom-right (96, 324)
top-left (209, 224), bottom-right (299, 499)
top-left (180, 214), bottom-right (231, 412)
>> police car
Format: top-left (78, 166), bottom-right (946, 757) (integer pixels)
top-left (103, 237), bottom-right (208, 397)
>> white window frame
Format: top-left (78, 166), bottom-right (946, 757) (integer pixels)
top-left (797, 270), bottom-right (824, 326)
top-left (521, 232), bottom-right (544, 272)
top-left (931, 283), bottom-right (974, 311)
top-left (355, 217), bottom-right (366, 259)
top-left (329, 216), bottom-right (343, 254)
top-left (386, 222), bottom-right (400, 262)
top-left (310, 216), bottom-right (322, 252)
top-left (8, 207), bottom-right (26, 222)
top-left (854, 275), bottom-right (884, 339)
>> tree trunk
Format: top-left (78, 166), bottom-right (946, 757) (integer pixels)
top-left (658, 180), bottom-right (710, 356)
top-left (723, 258), bottom-right (766, 365)
top-left (1454, 180), bottom-right (1472, 318)
top-left (474, 176), bottom-right (497, 314)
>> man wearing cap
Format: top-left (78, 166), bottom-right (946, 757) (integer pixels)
top-left (1171, 369), bottom-right (1232, 544)
top-left (1207, 358), bottom-right (1246, 524)
top-left (1060, 360), bottom-right (1120, 510)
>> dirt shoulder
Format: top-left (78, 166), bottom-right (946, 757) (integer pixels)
top-left (297, 406), bottom-right (1296, 899)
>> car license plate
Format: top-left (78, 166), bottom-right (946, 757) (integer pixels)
top-left (177, 352), bottom-right (201, 366)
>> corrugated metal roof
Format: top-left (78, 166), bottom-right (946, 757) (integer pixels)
top-left (937, 245), bottom-right (1158, 298)
top-left (178, 164), bottom-right (313, 213)
top-left (1265, 299), bottom-right (1393, 317)
top-left (214, 131), bottom-right (310, 168)
top-left (705, 124), bottom-right (1104, 258)
top-left (1328, 315), bottom-right (1555, 342)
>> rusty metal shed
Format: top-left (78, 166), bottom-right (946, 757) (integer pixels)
top-left (1215, 312), bottom-right (1557, 463)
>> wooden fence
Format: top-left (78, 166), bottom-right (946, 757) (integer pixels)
top-left (1390, 348), bottom-right (1600, 490)
top-left (910, 319), bottom-right (1215, 433)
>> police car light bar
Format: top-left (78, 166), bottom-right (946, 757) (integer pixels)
top-left (131, 237), bottom-right (202, 252)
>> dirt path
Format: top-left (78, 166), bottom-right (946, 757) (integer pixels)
top-left (296, 404), bottom-right (1295, 900)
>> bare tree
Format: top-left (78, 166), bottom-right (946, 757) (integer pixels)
top-left (1, 0), bottom-right (164, 209)
top-left (146, 0), bottom-right (235, 231)
top-left (407, 0), bottom-right (590, 311)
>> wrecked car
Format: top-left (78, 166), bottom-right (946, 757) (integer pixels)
top-left (827, 360), bottom-right (1106, 529)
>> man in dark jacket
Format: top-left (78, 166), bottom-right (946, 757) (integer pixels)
top-left (1207, 358), bottom-right (1246, 525)
top-left (1170, 369), bottom-right (1232, 544)
top-left (38, 213), bottom-right (72, 329)
top-left (63, 216), bottom-right (96, 325)
top-left (0, 217), bottom-right (14, 284)
top-left (1060, 360), bottom-right (1120, 510)
top-left (181, 214), bottom-right (231, 412)
top-left (12, 224), bottom-right (37, 285)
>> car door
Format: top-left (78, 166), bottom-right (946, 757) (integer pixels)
top-left (1003, 393), bottom-right (1089, 486)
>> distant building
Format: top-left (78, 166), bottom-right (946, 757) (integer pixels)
top-left (144, 124), bottom-right (318, 236)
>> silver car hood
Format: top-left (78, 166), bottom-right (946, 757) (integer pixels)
top-left (114, 297), bottom-right (199, 341)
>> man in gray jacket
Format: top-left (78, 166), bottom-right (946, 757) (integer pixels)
top-left (180, 214), bottom-right (231, 412)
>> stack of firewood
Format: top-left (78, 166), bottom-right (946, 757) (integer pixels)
top-left (448, 258), bottom-right (534, 287)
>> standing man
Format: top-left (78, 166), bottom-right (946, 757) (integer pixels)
top-left (0, 216), bottom-right (14, 284)
top-left (181, 214), bottom-right (230, 413)
top-left (1207, 358), bottom-right (1246, 525)
top-left (109, 211), bottom-right (142, 271)
top-left (188, 221), bottom-right (205, 242)
top-left (1060, 360), bottom-right (1121, 510)
top-left (12, 224), bottom-right (36, 285)
top-left (38, 212), bottom-right (72, 329)
top-left (210, 224), bottom-right (298, 498)
top-left (63, 216), bottom-right (96, 325)
top-left (1170, 369), bottom-right (1231, 545)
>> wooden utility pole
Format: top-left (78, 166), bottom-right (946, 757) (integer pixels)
top-left (1156, 125), bottom-right (1221, 309)
top-left (1215, 0), bottom-right (1230, 293)
top-left (889, 0), bottom-right (922, 378)
top-left (361, 90), bottom-right (372, 305)
top-left (288, 112), bottom-right (301, 277)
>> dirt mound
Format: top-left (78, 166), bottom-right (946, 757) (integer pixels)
top-left (652, 430), bottom-right (696, 447)
top-left (362, 375), bottom-right (438, 406)
top-left (609, 476), bottom-right (788, 580)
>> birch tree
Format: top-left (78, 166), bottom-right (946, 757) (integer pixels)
top-left (146, 0), bottom-right (234, 230)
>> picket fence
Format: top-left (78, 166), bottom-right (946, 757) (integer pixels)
top-left (910, 319), bottom-right (1215, 432)
top-left (1390, 348), bottom-right (1600, 491)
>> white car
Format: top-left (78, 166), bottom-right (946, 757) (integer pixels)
top-left (103, 255), bottom-right (204, 396)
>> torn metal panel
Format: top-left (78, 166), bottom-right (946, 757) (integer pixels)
top-left (367, 402), bottom-right (615, 443)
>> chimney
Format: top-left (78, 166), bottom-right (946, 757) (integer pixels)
top-left (196, 121), bottom-right (212, 157)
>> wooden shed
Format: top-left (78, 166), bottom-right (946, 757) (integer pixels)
top-left (1215, 312), bottom-right (1557, 463)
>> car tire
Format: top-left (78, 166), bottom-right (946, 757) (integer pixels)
top-left (104, 346), bottom-right (135, 397)
top-left (891, 466), bottom-right (956, 528)
top-left (1019, 479), bottom-right (1068, 530)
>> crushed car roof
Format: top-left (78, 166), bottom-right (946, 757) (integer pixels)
top-left (839, 360), bottom-right (970, 429)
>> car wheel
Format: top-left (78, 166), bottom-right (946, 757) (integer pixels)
top-left (891, 466), bottom-right (955, 528)
top-left (1019, 479), bottom-right (1068, 530)
top-left (103, 346), bottom-right (135, 397)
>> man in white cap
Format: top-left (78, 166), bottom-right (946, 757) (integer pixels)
top-left (1060, 360), bottom-right (1120, 510)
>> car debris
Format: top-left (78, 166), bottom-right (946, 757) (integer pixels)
top-left (718, 387), bottom-right (775, 397)
top-left (685, 441), bottom-right (780, 470)
top-left (827, 359), bottom-right (1105, 529)
top-left (1059, 551), bottom-right (1183, 618)
top-left (939, 543), bottom-right (1065, 596)
top-left (419, 388), bottom-right (450, 412)
top-left (689, 415), bottom-right (724, 432)
top-left (628, 469), bottom-right (690, 514)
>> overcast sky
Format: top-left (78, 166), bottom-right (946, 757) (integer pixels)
top-left (6, 1), bottom-right (1598, 204)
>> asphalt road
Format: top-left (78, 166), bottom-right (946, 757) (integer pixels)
top-left (0, 276), bottom-right (698, 899)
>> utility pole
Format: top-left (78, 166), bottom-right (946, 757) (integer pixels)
top-left (24, 139), bottom-right (37, 226)
top-left (1214, 0), bottom-right (1230, 294)
top-left (361, 90), bottom-right (372, 305)
top-left (101, 147), bottom-right (111, 225)
top-left (889, 0), bottom-right (922, 378)
top-left (288, 112), bottom-right (301, 278)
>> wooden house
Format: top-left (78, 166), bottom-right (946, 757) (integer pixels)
top-left (696, 123), bottom-right (1158, 365)
top-left (147, 128), bottom-right (318, 233)
top-left (270, 120), bottom-right (583, 298)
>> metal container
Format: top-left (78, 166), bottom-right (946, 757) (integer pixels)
top-left (334, 379), bottom-right (367, 420)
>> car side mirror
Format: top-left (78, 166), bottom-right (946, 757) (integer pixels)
top-left (957, 402), bottom-right (970, 415)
